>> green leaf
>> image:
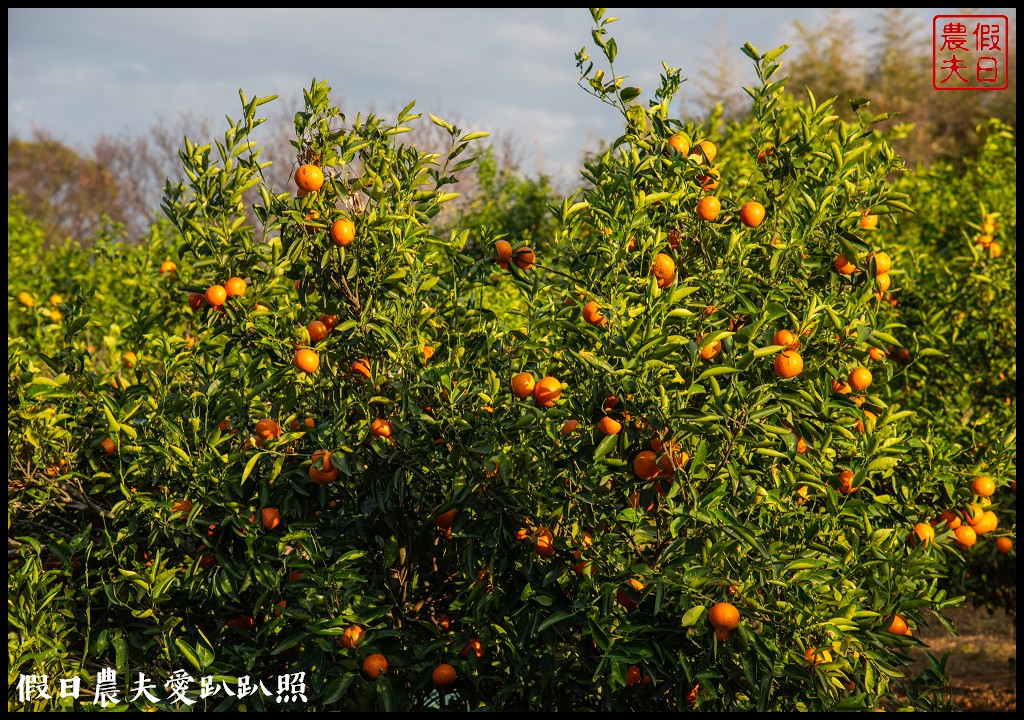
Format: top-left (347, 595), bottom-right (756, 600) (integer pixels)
top-left (681, 604), bottom-right (705, 627)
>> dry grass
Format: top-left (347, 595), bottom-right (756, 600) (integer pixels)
top-left (908, 606), bottom-right (1016, 712)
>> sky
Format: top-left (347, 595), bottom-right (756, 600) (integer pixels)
top-left (7, 8), bottom-right (1013, 187)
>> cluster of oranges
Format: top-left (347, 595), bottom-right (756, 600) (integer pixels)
top-left (494, 239), bottom-right (535, 271)
top-left (510, 372), bottom-right (562, 408)
top-left (975, 212), bottom-right (1002, 257)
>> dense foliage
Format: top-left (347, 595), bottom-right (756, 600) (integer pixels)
top-left (8, 9), bottom-right (1015, 712)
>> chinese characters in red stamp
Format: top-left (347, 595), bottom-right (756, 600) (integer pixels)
top-left (933, 15), bottom-right (1009, 90)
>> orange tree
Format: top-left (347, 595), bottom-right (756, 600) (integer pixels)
top-left (878, 119), bottom-right (1016, 616)
top-left (9, 9), bottom-right (996, 711)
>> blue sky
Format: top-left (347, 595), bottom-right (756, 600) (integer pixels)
top-left (7, 8), bottom-right (1012, 186)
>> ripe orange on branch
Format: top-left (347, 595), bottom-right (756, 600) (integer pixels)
top-left (971, 476), bottom-right (995, 498)
top-left (667, 133), bottom-right (690, 156)
top-left (205, 285), bottom-right (227, 307)
top-left (696, 195), bottom-right (721, 222)
top-left (849, 367), bottom-right (872, 391)
top-left (309, 450), bottom-right (338, 485)
top-left (362, 653), bottom-right (389, 680)
top-left (511, 372), bottom-right (536, 399)
top-left (513, 246), bottom-right (535, 270)
top-left (225, 277), bottom-right (247, 297)
top-left (773, 351), bottom-right (803, 378)
top-left (294, 348), bottom-right (320, 373)
top-left (295, 163), bottom-right (324, 193)
top-left (370, 419), bottom-right (392, 438)
top-left (582, 301), bottom-right (607, 326)
top-left (534, 376), bottom-right (562, 407)
top-left (834, 254), bottom-right (857, 275)
top-left (651, 253), bottom-right (676, 289)
top-left (331, 218), bottom-right (355, 245)
top-left (339, 625), bottom-right (364, 650)
top-left (739, 201), bottom-right (765, 227)
top-left (432, 663), bottom-right (457, 688)
top-left (708, 602), bottom-right (740, 631)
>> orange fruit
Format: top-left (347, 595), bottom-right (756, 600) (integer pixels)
top-left (331, 218), bottom-right (356, 246)
top-left (320, 313), bottom-right (340, 331)
top-left (870, 251), bottom-right (892, 275)
top-left (225, 277), bottom-right (247, 297)
top-left (626, 666), bottom-right (642, 687)
top-left (536, 528), bottom-right (555, 557)
top-left (859, 213), bottom-right (879, 230)
top-left (696, 195), bottom-right (721, 222)
top-left (995, 537), bottom-right (1013, 554)
top-left (856, 409), bottom-right (877, 434)
top-left (911, 522), bottom-right (934, 547)
top-left (876, 273), bottom-right (891, 294)
top-left (432, 663), bottom-right (457, 688)
top-left (370, 419), bottom-right (392, 438)
top-left (307, 320), bottom-right (328, 343)
top-left (159, 259), bottom-right (177, 274)
top-left (461, 637), bottom-right (484, 660)
top-left (495, 239), bottom-right (513, 263)
top-left (254, 418), bottom-right (282, 443)
top-left (698, 335), bottom-right (722, 361)
top-left (17, 291), bottom-right (35, 307)
top-left (205, 285), bottom-right (227, 307)
top-left (739, 201), bottom-right (765, 228)
top-left (936, 510), bottom-right (962, 529)
top-left (963, 503), bottom-right (985, 526)
top-left (973, 510), bottom-right (998, 535)
top-left (560, 419), bottom-right (580, 436)
top-left (708, 602), bottom-right (739, 631)
top-left (831, 379), bottom-right (852, 394)
top-left (834, 254), bottom-right (857, 275)
top-left (294, 348), bottom-right (320, 373)
top-left (513, 247), bottom-right (535, 270)
top-left (434, 508), bottom-right (456, 531)
top-left (989, 241), bottom-right (1002, 257)
top-left (422, 345), bottom-right (435, 363)
top-left (849, 367), bottom-right (872, 391)
top-left (295, 164), bottom-right (325, 193)
top-left (362, 653), bottom-right (389, 680)
top-left (652, 253), bottom-right (676, 289)
top-left (597, 416), bottom-right (622, 435)
top-left (340, 625), bottom-right (364, 650)
top-left (696, 168), bottom-right (720, 193)
top-left (886, 614), bottom-right (908, 635)
top-left (773, 329), bottom-right (799, 350)
top-left (534, 376), bottom-right (562, 407)
top-left (170, 499), bottom-right (193, 517)
top-left (977, 234), bottom-right (993, 248)
top-left (954, 524), bottom-right (977, 549)
top-left (868, 347), bottom-right (886, 361)
top-left (123, 351), bottom-right (137, 368)
top-left (633, 451), bottom-right (660, 480)
top-left (971, 476), bottom-right (995, 497)
top-left (582, 301), bottom-right (608, 326)
top-left (352, 359), bottom-right (372, 381)
top-left (838, 470), bottom-right (856, 494)
top-left (692, 139), bottom-right (717, 163)
top-left (773, 351), bottom-right (803, 379)
top-left (261, 507), bottom-right (281, 531)
top-left (511, 372), bottom-right (536, 399)
top-left (101, 437), bottom-right (117, 456)
top-left (667, 133), bottom-right (690, 156)
top-left (309, 449), bottom-right (338, 485)
top-left (226, 614), bottom-right (256, 631)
